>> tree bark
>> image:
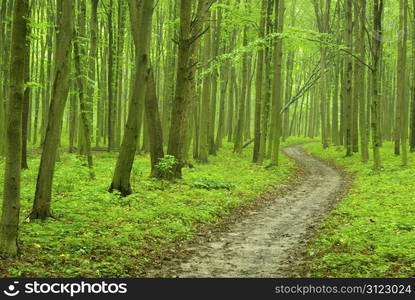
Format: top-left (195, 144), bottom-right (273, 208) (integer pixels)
top-left (371, 0), bottom-right (383, 169)
top-left (0, 0), bottom-right (28, 255)
top-left (270, 0), bottom-right (284, 165)
top-left (145, 67), bottom-right (165, 178)
top-left (109, 0), bottom-right (154, 196)
top-left (167, 0), bottom-right (211, 178)
top-left (253, 0), bottom-right (267, 163)
top-left (30, 0), bottom-right (73, 220)
top-left (74, 0), bottom-right (95, 179)
top-left (199, 11), bottom-right (212, 163)
top-left (345, 0), bottom-right (353, 157)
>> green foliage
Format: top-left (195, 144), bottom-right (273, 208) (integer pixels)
top-left (156, 155), bottom-right (178, 179)
top-left (301, 142), bottom-right (415, 278)
top-left (24, 81), bottom-right (43, 90)
top-left (190, 178), bottom-right (235, 191)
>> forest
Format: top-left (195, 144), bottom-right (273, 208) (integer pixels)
top-left (0, 0), bottom-right (414, 279)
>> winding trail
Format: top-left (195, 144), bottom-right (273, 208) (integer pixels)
top-left (152, 144), bottom-right (346, 277)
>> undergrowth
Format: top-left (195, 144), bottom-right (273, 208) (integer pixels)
top-left (0, 137), bottom-right (311, 277)
top-left (302, 142), bottom-right (415, 277)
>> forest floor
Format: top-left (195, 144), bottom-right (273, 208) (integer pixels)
top-left (296, 142), bottom-right (415, 277)
top-left (0, 137), bottom-right (315, 277)
top-left (146, 144), bottom-right (351, 277)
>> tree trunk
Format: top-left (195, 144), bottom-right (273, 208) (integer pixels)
top-left (21, 17), bottom-right (31, 170)
top-left (371, 0), bottom-right (383, 169)
top-left (167, 0), bottom-right (210, 178)
top-left (258, 0), bottom-right (273, 163)
top-left (398, 0), bottom-right (408, 165)
top-left (74, 0), bottom-right (95, 179)
top-left (253, 0), bottom-right (267, 163)
top-left (145, 67), bottom-right (165, 178)
top-left (109, 0), bottom-right (154, 196)
top-left (344, 0), bottom-right (353, 157)
top-left (107, 0), bottom-right (115, 151)
top-left (234, 24), bottom-right (249, 155)
top-left (30, 0), bottom-right (73, 220)
top-left (0, 0), bottom-right (28, 255)
top-left (199, 11), bottom-right (212, 163)
top-left (270, 0), bottom-right (284, 166)
top-left (411, 0), bottom-right (415, 152)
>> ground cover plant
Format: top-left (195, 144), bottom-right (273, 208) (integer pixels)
top-left (302, 142), bottom-right (415, 277)
top-left (0, 139), bottom-right (307, 277)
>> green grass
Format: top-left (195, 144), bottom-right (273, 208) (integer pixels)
top-left (0, 138), bottom-right (309, 277)
top-left (302, 142), bottom-right (415, 277)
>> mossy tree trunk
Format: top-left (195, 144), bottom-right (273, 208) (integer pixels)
top-left (167, 0), bottom-right (211, 178)
top-left (253, 0), bottom-right (267, 163)
top-left (0, 0), bottom-right (29, 255)
top-left (270, 0), bottom-right (285, 166)
top-left (30, 0), bottom-right (73, 220)
top-left (145, 67), bottom-right (165, 178)
top-left (371, 0), bottom-right (384, 170)
top-left (109, 0), bottom-right (154, 196)
top-left (199, 10), bottom-right (212, 163)
top-left (74, 0), bottom-right (95, 179)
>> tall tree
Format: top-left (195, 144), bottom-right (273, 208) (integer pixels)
top-left (0, 0), bottom-right (29, 255)
top-left (167, 0), bottom-right (212, 178)
top-left (30, 0), bottom-right (73, 220)
top-left (371, 0), bottom-right (384, 169)
top-left (234, 23), bottom-right (249, 155)
top-left (411, 0), bottom-right (415, 153)
top-left (397, 0), bottom-right (408, 165)
top-left (145, 67), bottom-right (165, 178)
top-left (109, 0), bottom-right (154, 196)
top-left (344, 0), bottom-right (353, 157)
top-left (107, 0), bottom-right (115, 151)
top-left (199, 10), bottom-right (212, 163)
top-left (270, 0), bottom-right (285, 165)
top-left (355, 0), bottom-right (369, 162)
top-left (74, 0), bottom-right (95, 179)
top-left (258, 0), bottom-right (273, 163)
top-left (253, 0), bottom-right (267, 163)
top-left (312, 0), bottom-right (331, 149)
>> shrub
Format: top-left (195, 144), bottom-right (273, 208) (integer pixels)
top-left (190, 178), bottom-right (235, 190)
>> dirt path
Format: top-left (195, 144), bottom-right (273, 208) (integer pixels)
top-left (151, 144), bottom-right (346, 278)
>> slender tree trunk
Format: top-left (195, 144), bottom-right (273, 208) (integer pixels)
top-left (167, 0), bottom-right (210, 178)
top-left (371, 0), bottom-right (383, 169)
top-left (345, 0), bottom-right (353, 157)
top-left (199, 11), bottom-right (212, 163)
top-left (21, 15), bottom-right (31, 170)
top-left (30, 0), bottom-right (73, 220)
top-left (270, 0), bottom-right (284, 165)
top-left (0, 0), bottom-right (28, 256)
top-left (356, 0), bottom-right (369, 162)
top-left (209, 9), bottom-right (220, 155)
top-left (234, 24), bottom-right (249, 154)
top-left (253, 0), bottom-right (267, 162)
top-left (215, 42), bottom-right (229, 151)
top-left (145, 67), bottom-right (165, 178)
top-left (0, 0), bottom-right (7, 156)
top-left (109, 0), bottom-right (154, 196)
top-left (258, 0), bottom-right (273, 163)
top-left (397, 0), bottom-right (408, 165)
top-left (107, 0), bottom-right (115, 151)
top-left (74, 0), bottom-right (95, 179)
top-left (410, 0), bottom-right (415, 152)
